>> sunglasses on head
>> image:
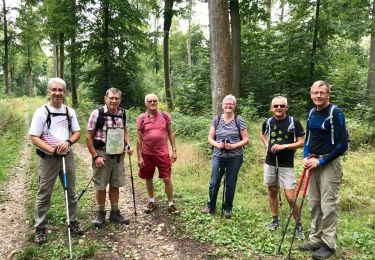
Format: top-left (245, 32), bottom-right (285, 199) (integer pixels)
top-left (273, 104), bottom-right (286, 108)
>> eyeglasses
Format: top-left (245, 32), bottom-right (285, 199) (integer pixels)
top-left (49, 88), bottom-right (65, 93)
top-left (107, 96), bottom-right (120, 101)
top-left (224, 103), bottom-right (235, 106)
top-left (273, 104), bottom-right (286, 108)
top-left (147, 100), bottom-right (158, 104)
top-left (311, 91), bottom-right (328, 96)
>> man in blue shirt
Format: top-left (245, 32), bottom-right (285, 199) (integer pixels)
top-left (299, 80), bottom-right (348, 260)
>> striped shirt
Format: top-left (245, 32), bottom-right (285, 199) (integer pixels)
top-left (212, 115), bottom-right (247, 158)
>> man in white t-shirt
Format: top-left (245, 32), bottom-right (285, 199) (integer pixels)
top-left (28, 77), bottom-right (84, 245)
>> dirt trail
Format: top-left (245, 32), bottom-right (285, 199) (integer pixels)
top-left (73, 143), bottom-right (214, 259)
top-left (0, 114), bottom-right (33, 259)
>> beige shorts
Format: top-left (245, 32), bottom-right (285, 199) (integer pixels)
top-left (93, 150), bottom-right (125, 190)
top-left (263, 163), bottom-right (296, 189)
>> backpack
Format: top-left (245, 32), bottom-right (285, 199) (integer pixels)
top-left (140, 111), bottom-right (168, 132)
top-left (264, 116), bottom-right (296, 142)
top-left (306, 105), bottom-right (350, 153)
top-left (44, 105), bottom-right (72, 133)
top-left (95, 106), bottom-right (127, 131)
top-left (213, 114), bottom-right (242, 141)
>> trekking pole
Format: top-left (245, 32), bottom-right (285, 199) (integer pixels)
top-left (128, 154), bottom-right (137, 216)
top-left (62, 156), bottom-right (73, 259)
top-left (77, 174), bottom-right (94, 202)
top-left (221, 168), bottom-right (226, 218)
top-left (287, 169), bottom-right (312, 259)
top-left (275, 155), bottom-right (282, 235)
top-left (277, 168), bottom-right (307, 255)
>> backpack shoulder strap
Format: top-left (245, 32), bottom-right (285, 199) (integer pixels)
top-left (328, 105), bottom-right (338, 144)
top-left (141, 112), bottom-right (148, 131)
top-left (288, 116), bottom-right (296, 142)
top-left (234, 114), bottom-right (242, 140)
top-left (44, 105), bottom-right (52, 129)
top-left (306, 108), bottom-right (316, 145)
top-left (120, 107), bottom-right (127, 127)
top-left (65, 106), bottom-right (72, 133)
top-left (264, 117), bottom-right (273, 141)
top-left (214, 115), bottom-right (221, 129)
top-left (95, 106), bottom-right (106, 130)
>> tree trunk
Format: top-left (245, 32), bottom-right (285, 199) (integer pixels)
top-left (366, 0), bottom-right (375, 97)
top-left (59, 32), bottom-right (65, 79)
top-left (280, 0), bottom-right (285, 22)
top-left (70, 0), bottom-right (78, 107)
top-left (186, 0), bottom-right (192, 74)
top-left (208, 0), bottom-right (232, 116)
top-left (266, 0), bottom-right (272, 28)
top-left (2, 0), bottom-right (10, 94)
top-left (103, 0), bottom-right (110, 88)
top-left (54, 44), bottom-right (59, 77)
top-left (27, 46), bottom-right (33, 97)
top-left (163, 0), bottom-right (174, 110)
top-left (310, 0), bottom-right (320, 78)
top-left (230, 0), bottom-right (241, 98)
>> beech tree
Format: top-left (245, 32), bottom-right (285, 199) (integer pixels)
top-left (208, 0), bottom-right (232, 115)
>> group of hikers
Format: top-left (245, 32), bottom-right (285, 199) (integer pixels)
top-left (28, 77), bottom-right (348, 260)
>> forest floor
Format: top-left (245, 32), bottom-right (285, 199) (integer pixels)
top-left (0, 132), bottom-right (215, 259)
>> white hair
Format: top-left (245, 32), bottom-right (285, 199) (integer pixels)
top-left (223, 94), bottom-right (236, 105)
top-left (48, 77), bottom-right (66, 89)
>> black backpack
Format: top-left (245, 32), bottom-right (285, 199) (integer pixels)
top-left (95, 106), bottom-right (127, 131)
top-left (44, 105), bottom-right (72, 133)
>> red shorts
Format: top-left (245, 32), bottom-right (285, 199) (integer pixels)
top-left (138, 153), bottom-right (172, 179)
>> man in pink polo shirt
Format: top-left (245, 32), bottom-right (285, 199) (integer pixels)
top-left (136, 93), bottom-right (179, 214)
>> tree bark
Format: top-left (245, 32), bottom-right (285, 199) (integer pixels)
top-left (59, 32), bottom-right (65, 79)
top-left (310, 0), bottom-right (320, 78)
top-left (27, 46), bottom-right (33, 97)
top-left (54, 44), bottom-right (59, 77)
top-left (70, 0), bottom-right (78, 107)
top-left (103, 0), bottom-right (111, 88)
top-left (186, 0), bottom-right (192, 74)
top-left (2, 0), bottom-right (10, 94)
top-left (266, 0), bottom-right (272, 28)
top-left (366, 0), bottom-right (375, 97)
top-left (163, 0), bottom-right (174, 110)
top-left (230, 0), bottom-right (241, 98)
top-left (208, 0), bottom-right (232, 115)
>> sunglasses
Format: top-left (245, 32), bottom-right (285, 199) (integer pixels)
top-left (273, 104), bottom-right (286, 108)
top-left (147, 100), bottom-right (158, 104)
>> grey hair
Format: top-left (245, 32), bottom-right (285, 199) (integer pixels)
top-left (310, 80), bottom-right (331, 93)
top-left (271, 96), bottom-right (288, 108)
top-left (105, 87), bottom-right (122, 97)
top-left (48, 77), bottom-right (66, 89)
top-left (223, 94), bottom-right (236, 105)
top-left (145, 93), bottom-right (158, 103)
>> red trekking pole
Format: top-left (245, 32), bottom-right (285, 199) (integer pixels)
top-left (277, 168), bottom-right (307, 255)
top-left (287, 169), bottom-right (312, 259)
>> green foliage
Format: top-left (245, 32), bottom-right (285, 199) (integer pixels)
top-left (0, 99), bottom-right (26, 185)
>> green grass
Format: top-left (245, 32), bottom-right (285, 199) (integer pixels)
top-left (10, 99), bottom-right (375, 259)
top-left (168, 120), bottom-right (375, 259)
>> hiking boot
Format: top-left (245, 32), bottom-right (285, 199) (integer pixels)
top-left (224, 210), bottom-right (232, 219)
top-left (267, 220), bottom-right (280, 231)
top-left (168, 204), bottom-right (180, 215)
top-left (312, 243), bottom-right (335, 259)
top-left (109, 210), bottom-right (130, 225)
top-left (92, 210), bottom-right (106, 228)
top-left (70, 221), bottom-right (84, 236)
top-left (144, 201), bottom-right (157, 214)
top-left (202, 207), bottom-right (215, 214)
top-left (295, 225), bottom-right (305, 240)
top-left (35, 229), bottom-right (46, 245)
top-left (298, 241), bottom-right (323, 252)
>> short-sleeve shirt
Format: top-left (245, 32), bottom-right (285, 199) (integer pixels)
top-left (212, 115), bottom-right (247, 158)
top-left (137, 111), bottom-right (171, 156)
top-left (28, 103), bottom-right (80, 153)
top-left (262, 116), bottom-right (304, 167)
top-left (87, 105), bottom-right (127, 144)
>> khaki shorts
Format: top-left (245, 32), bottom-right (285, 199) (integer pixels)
top-left (93, 150), bottom-right (125, 190)
top-left (263, 163), bottom-right (296, 189)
